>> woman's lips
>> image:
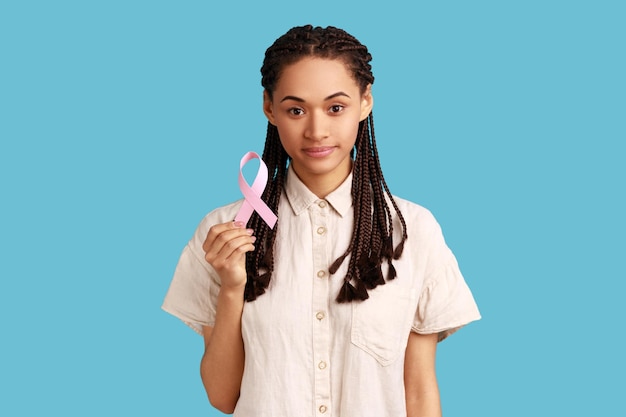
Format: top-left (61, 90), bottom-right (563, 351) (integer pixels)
top-left (303, 147), bottom-right (335, 158)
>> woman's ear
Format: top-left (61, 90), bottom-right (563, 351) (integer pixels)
top-left (263, 90), bottom-right (276, 125)
top-left (359, 84), bottom-right (374, 121)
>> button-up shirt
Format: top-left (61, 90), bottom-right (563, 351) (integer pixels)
top-left (162, 166), bottom-right (480, 417)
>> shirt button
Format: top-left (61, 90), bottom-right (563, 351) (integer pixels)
top-left (317, 270), bottom-right (326, 278)
top-left (316, 226), bottom-right (326, 235)
top-left (315, 311), bottom-right (325, 321)
top-left (318, 361), bottom-right (327, 370)
top-left (318, 200), bottom-right (327, 208)
top-left (319, 405), bottom-right (328, 414)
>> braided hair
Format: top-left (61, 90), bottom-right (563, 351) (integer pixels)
top-left (244, 25), bottom-right (408, 303)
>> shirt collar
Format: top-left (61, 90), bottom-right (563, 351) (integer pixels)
top-left (284, 165), bottom-right (353, 217)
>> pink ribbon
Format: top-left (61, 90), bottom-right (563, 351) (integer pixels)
top-left (234, 151), bottom-right (277, 229)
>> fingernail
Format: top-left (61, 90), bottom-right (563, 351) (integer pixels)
top-left (246, 229), bottom-right (254, 235)
top-left (234, 221), bottom-right (245, 227)
top-left (251, 236), bottom-right (257, 242)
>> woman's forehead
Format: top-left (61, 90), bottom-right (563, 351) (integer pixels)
top-left (274, 57), bottom-right (360, 98)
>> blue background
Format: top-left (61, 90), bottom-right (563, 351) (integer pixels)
top-left (1, 1), bottom-right (624, 415)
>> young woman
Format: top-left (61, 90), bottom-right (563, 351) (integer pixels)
top-left (163, 25), bottom-right (480, 417)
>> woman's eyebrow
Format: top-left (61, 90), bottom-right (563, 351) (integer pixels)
top-left (279, 91), bottom-right (351, 103)
top-left (280, 95), bottom-right (305, 103)
top-left (325, 91), bottom-right (351, 100)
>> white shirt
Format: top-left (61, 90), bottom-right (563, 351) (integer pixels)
top-left (162, 166), bottom-right (480, 417)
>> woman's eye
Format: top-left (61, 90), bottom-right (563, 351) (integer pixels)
top-left (329, 105), bottom-right (344, 113)
top-left (288, 108), bottom-right (304, 116)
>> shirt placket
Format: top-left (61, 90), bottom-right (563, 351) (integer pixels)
top-left (310, 199), bottom-right (332, 416)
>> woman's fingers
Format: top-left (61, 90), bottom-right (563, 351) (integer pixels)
top-left (203, 221), bottom-right (255, 274)
top-left (203, 221), bottom-right (244, 254)
top-left (215, 233), bottom-right (256, 264)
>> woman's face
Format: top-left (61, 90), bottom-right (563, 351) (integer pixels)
top-left (263, 57), bottom-right (373, 197)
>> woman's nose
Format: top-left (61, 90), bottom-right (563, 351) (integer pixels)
top-left (304, 112), bottom-right (330, 141)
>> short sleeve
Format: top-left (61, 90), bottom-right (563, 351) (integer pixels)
top-left (412, 259), bottom-right (481, 341)
top-left (410, 210), bottom-right (481, 342)
top-left (161, 201), bottom-right (242, 335)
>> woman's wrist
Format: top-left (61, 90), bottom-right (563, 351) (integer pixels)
top-left (219, 282), bottom-right (246, 298)
top-left (217, 283), bottom-right (246, 318)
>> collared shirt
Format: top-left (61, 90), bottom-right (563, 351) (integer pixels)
top-left (162, 166), bottom-right (480, 417)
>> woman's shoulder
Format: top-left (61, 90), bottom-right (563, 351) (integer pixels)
top-left (389, 195), bottom-right (457, 266)
top-left (390, 194), bottom-right (439, 227)
top-left (192, 199), bottom-right (244, 237)
top-left (387, 194), bottom-right (452, 248)
top-left (203, 199), bottom-right (243, 221)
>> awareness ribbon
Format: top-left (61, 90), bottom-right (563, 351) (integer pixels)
top-left (234, 151), bottom-right (277, 229)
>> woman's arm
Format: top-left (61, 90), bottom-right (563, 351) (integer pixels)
top-left (200, 286), bottom-right (245, 414)
top-left (404, 332), bottom-right (442, 417)
top-left (199, 221), bottom-right (254, 413)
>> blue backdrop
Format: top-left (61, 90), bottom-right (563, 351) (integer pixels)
top-left (1, 1), bottom-right (624, 415)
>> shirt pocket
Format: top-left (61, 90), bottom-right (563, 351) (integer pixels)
top-left (351, 285), bottom-right (418, 366)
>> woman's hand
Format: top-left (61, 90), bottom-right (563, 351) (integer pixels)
top-left (202, 221), bottom-right (256, 290)
top-left (201, 221), bottom-right (253, 412)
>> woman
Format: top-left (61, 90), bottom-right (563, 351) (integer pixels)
top-left (163, 25), bottom-right (480, 417)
